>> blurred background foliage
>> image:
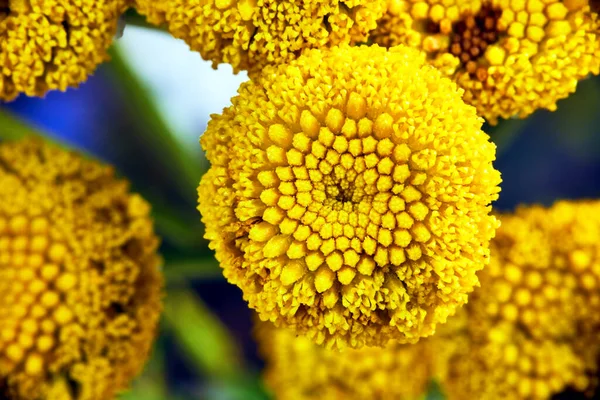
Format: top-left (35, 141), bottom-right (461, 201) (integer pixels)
top-left (1, 18), bottom-right (599, 400)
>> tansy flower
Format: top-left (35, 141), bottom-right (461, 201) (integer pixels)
top-left (0, 0), bottom-right (127, 101)
top-left (133, 0), bottom-right (387, 75)
top-left (434, 201), bottom-right (600, 399)
top-left (0, 139), bottom-right (163, 399)
top-left (255, 321), bottom-right (432, 400)
top-left (370, 0), bottom-right (600, 124)
top-left (197, 44), bottom-right (501, 349)
top-left (436, 320), bottom-right (589, 400)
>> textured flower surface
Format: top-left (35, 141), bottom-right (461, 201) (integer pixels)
top-left (134, 0), bottom-right (387, 75)
top-left (0, 0), bottom-right (126, 101)
top-left (437, 320), bottom-right (589, 400)
top-left (371, 0), bottom-right (600, 124)
top-left (0, 139), bottom-right (163, 399)
top-left (198, 44), bottom-right (501, 349)
top-left (256, 321), bottom-right (431, 400)
top-left (435, 200), bottom-right (600, 399)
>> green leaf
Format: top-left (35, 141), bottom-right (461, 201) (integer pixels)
top-left (162, 287), bottom-right (244, 381)
top-left (163, 257), bottom-right (222, 285)
top-left (426, 380), bottom-right (446, 400)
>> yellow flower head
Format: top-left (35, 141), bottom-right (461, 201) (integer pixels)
top-left (438, 322), bottom-right (589, 400)
top-left (133, 0), bottom-right (387, 75)
top-left (473, 201), bottom-right (600, 342)
top-left (371, 0), bottom-right (600, 124)
top-left (434, 200), bottom-right (600, 399)
top-left (256, 321), bottom-right (432, 400)
top-left (198, 44), bottom-right (501, 349)
top-left (0, 0), bottom-right (127, 101)
top-left (0, 139), bottom-right (163, 399)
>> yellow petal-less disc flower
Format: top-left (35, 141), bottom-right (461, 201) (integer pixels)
top-left (133, 0), bottom-right (387, 76)
top-left (371, 0), bottom-right (600, 124)
top-left (0, 0), bottom-right (127, 101)
top-left (256, 321), bottom-right (432, 400)
top-left (0, 139), bottom-right (163, 399)
top-left (434, 200), bottom-right (600, 400)
top-left (436, 320), bottom-right (589, 400)
top-left (198, 44), bottom-right (502, 349)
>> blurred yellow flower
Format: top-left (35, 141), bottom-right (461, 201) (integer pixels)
top-left (198, 44), bottom-right (501, 349)
top-left (435, 200), bottom-right (600, 399)
top-left (0, 139), bottom-right (163, 399)
top-left (371, 0), bottom-right (600, 124)
top-left (256, 321), bottom-right (431, 400)
top-left (0, 0), bottom-right (127, 101)
top-left (133, 0), bottom-right (387, 75)
top-left (437, 320), bottom-right (589, 400)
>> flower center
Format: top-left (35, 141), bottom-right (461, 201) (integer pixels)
top-left (449, 6), bottom-right (502, 80)
top-left (592, 0), bottom-right (600, 13)
top-left (428, 6), bottom-right (503, 81)
top-left (0, 0), bottom-right (9, 16)
top-left (325, 178), bottom-right (359, 206)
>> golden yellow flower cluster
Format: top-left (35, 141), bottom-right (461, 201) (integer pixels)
top-left (371, 0), bottom-right (600, 124)
top-left (256, 321), bottom-right (431, 400)
top-left (198, 44), bottom-right (501, 349)
top-left (134, 0), bottom-right (387, 75)
top-left (437, 320), bottom-right (589, 400)
top-left (435, 200), bottom-right (600, 400)
top-left (0, 0), bottom-right (127, 101)
top-left (0, 139), bottom-right (163, 400)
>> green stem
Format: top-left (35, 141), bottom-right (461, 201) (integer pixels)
top-left (0, 109), bottom-right (40, 141)
top-left (164, 257), bottom-right (222, 285)
top-left (106, 45), bottom-right (202, 200)
top-left (162, 288), bottom-right (245, 381)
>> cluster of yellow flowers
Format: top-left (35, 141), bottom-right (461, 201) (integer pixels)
top-left (2, 0), bottom-right (600, 399)
top-left (436, 200), bottom-right (600, 399)
top-left (255, 200), bottom-right (600, 399)
top-left (189, 0), bottom-right (599, 398)
top-left (2, 0), bottom-right (597, 126)
top-left (134, 0), bottom-right (387, 76)
top-left (0, 139), bottom-right (163, 399)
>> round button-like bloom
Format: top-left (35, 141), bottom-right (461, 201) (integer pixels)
top-left (371, 0), bottom-right (600, 124)
top-left (198, 44), bottom-right (502, 349)
top-left (437, 320), bottom-right (589, 400)
top-left (0, 0), bottom-right (127, 101)
top-left (434, 201), bottom-right (600, 399)
top-left (256, 321), bottom-right (432, 400)
top-left (133, 0), bottom-right (387, 75)
top-left (0, 139), bottom-right (163, 399)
